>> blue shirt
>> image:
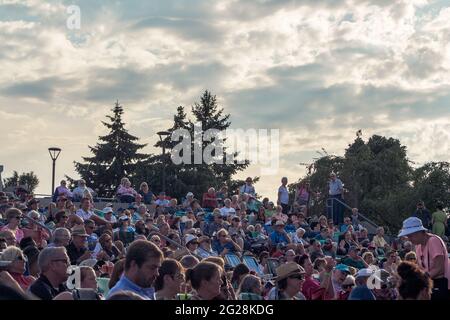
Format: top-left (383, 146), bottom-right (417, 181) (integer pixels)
top-left (212, 240), bottom-right (236, 254)
top-left (269, 231), bottom-right (289, 245)
top-left (348, 285), bottom-right (376, 300)
top-left (107, 275), bottom-right (155, 300)
top-left (329, 178), bottom-right (343, 196)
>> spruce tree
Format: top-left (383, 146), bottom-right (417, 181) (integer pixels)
top-left (136, 91), bottom-right (250, 200)
top-left (74, 101), bottom-right (147, 197)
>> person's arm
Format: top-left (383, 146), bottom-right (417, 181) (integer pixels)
top-left (91, 214), bottom-right (111, 226)
top-left (277, 188), bottom-right (282, 206)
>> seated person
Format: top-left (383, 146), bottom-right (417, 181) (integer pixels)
top-left (268, 220), bottom-right (291, 248)
top-left (212, 228), bottom-right (242, 257)
top-left (116, 178), bottom-right (138, 203)
top-left (340, 246), bottom-right (368, 269)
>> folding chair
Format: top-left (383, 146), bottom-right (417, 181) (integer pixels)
top-left (242, 255), bottom-right (263, 276)
top-left (224, 253), bottom-right (241, 268)
top-left (266, 258), bottom-right (280, 276)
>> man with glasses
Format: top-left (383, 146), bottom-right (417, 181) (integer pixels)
top-left (29, 247), bottom-right (70, 300)
top-left (66, 226), bottom-right (91, 265)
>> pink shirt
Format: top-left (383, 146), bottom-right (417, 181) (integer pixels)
top-left (416, 234), bottom-right (450, 289)
top-left (1, 225), bottom-right (24, 243)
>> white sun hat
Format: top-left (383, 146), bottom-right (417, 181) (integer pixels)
top-left (398, 217), bottom-right (427, 237)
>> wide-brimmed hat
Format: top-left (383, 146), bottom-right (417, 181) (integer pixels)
top-left (71, 225), bottom-right (89, 237)
top-left (275, 262), bottom-right (305, 281)
top-left (275, 220), bottom-right (285, 226)
top-left (398, 217), bottom-right (427, 237)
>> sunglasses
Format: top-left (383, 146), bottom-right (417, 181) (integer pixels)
top-left (289, 274), bottom-right (305, 280)
top-left (343, 284), bottom-right (355, 289)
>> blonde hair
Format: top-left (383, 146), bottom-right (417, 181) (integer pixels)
top-left (0, 246), bottom-right (23, 263)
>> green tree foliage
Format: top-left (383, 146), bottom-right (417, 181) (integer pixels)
top-left (293, 132), bottom-right (449, 231)
top-left (4, 171), bottom-right (39, 193)
top-left (136, 91), bottom-right (251, 200)
top-left (74, 101), bottom-right (147, 197)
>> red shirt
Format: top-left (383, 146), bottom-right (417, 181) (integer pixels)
top-left (10, 273), bottom-right (35, 291)
top-left (202, 193), bottom-right (218, 209)
top-left (302, 276), bottom-right (325, 300)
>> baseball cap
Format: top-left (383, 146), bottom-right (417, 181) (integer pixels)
top-left (103, 207), bottom-right (113, 214)
top-left (335, 264), bottom-right (350, 273)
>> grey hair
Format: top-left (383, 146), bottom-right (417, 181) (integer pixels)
top-left (38, 247), bottom-right (67, 273)
top-left (237, 274), bottom-right (261, 295)
top-left (53, 227), bottom-right (71, 245)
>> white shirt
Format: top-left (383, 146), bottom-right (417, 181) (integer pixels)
top-left (155, 199), bottom-right (169, 207)
top-left (76, 208), bottom-right (93, 220)
top-left (278, 185), bottom-right (289, 205)
top-left (220, 206), bottom-right (236, 217)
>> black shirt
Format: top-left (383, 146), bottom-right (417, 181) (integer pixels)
top-left (29, 274), bottom-right (67, 300)
top-left (66, 242), bottom-right (87, 265)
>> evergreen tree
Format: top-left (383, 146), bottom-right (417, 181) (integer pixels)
top-left (74, 101), bottom-right (147, 197)
top-left (136, 91), bottom-right (250, 200)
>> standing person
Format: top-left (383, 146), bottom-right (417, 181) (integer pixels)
top-left (277, 177), bottom-right (290, 215)
top-left (294, 182), bottom-right (311, 216)
top-left (328, 172), bottom-right (344, 225)
top-left (107, 240), bottom-right (163, 300)
top-left (432, 202), bottom-right (447, 238)
top-left (29, 247), bottom-right (69, 300)
top-left (398, 217), bottom-right (450, 300)
top-left (412, 201), bottom-right (432, 230)
top-left (1, 208), bottom-right (24, 244)
top-left (240, 177), bottom-right (256, 197)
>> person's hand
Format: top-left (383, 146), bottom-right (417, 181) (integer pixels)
top-left (324, 257), bottom-right (335, 272)
top-left (97, 250), bottom-right (110, 261)
top-left (221, 248), bottom-right (229, 256)
top-left (79, 251), bottom-right (92, 262)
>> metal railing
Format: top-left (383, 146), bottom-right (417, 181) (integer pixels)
top-left (326, 197), bottom-right (379, 231)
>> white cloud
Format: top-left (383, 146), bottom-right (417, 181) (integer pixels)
top-left (1, 0), bottom-right (450, 200)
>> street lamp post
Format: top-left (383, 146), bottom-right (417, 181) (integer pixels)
top-left (157, 131), bottom-right (170, 194)
top-left (48, 147), bottom-right (61, 197)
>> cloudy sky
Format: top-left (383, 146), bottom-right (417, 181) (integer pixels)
top-left (1, 0), bottom-right (450, 200)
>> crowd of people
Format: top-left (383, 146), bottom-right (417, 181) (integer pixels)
top-left (0, 173), bottom-right (449, 300)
